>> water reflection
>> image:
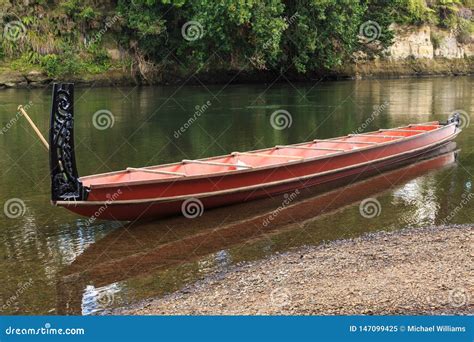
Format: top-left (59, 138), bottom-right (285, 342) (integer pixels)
top-left (81, 283), bottom-right (122, 316)
top-left (392, 177), bottom-right (440, 227)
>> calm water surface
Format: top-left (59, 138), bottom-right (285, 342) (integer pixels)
top-left (0, 77), bottom-right (472, 314)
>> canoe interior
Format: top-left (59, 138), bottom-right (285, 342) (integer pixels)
top-left (81, 123), bottom-right (442, 188)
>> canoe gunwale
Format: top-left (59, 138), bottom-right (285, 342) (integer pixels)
top-left (58, 127), bottom-right (459, 207)
top-left (80, 123), bottom-right (453, 189)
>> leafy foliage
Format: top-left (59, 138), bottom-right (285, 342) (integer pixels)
top-left (281, 0), bottom-right (367, 72)
top-left (0, 0), bottom-right (471, 79)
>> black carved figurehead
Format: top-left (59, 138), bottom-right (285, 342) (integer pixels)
top-left (49, 83), bottom-right (89, 202)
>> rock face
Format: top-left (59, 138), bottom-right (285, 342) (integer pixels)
top-left (0, 70), bottom-right (52, 88)
top-left (0, 71), bottom-right (27, 88)
top-left (346, 24), bottom-right (473, 79)
top-left (435, 35), bottom-right (468, 59)
top-left (388, 25), bottom-right (433, 59)
top-left (387, 24), bottom-right (473, 60)
top-left (25, 70), bottom-right (52, 87)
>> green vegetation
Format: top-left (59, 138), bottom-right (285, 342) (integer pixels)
top-left (0, 0), bottom-right (472, 81)
top-left (11, 46), bottom-right (111, 77)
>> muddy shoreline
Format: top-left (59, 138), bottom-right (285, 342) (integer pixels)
top-left (0, 58), bottom-right (472, 89)
top-left (116, 225), bottom-right (473, 315)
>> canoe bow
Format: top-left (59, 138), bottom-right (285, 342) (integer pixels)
top-left (49, 83), bottom-right (90, 202)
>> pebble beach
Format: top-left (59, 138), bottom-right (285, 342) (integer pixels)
top-left (122, 225), bottom-right (473, 315)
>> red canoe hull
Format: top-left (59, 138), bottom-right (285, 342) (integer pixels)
top-left (59, 122), bottom-right (459, 221)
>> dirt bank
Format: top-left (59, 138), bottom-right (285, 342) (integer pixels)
top-left (122, 225), bottom-right (473, 315)
top-left (0, 57), bottom-right (472, 89)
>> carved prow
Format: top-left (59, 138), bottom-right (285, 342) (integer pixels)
top-left (50, 83), bottom-right (89, 202)
top-left (442, 112), bottom-right (461, 127)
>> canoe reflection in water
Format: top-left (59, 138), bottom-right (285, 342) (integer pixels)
top-left (58, 142), bottom-right (458, 314)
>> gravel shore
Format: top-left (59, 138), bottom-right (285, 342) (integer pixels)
top-left (124, 225), bottom-right (473, 315)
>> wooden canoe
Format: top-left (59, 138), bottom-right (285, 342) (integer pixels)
top-left (49, 84), bottom-right (462, 221)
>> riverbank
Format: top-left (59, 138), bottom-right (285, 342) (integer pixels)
top-left (121, 225), bottom-right (472, 315)
top-left (0, 57), bottom-right (472, 89)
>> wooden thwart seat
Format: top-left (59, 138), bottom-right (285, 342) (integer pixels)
top-left (127, 167), bottom-right (186, 177)
top-left (182, 159), bottom-right (253, 169)
top-left (348, 134), bottom-right (402, 139)
top-left (408, 123), bottom-right (440, 127)
top-left (276, 145), bottom-right (345, 152)
top-left (232, 152), bottom-right (305, 160)
top-left (379, 128), bottom-right (426, 133)
top-left (324, 140), bottom-right (377, 145)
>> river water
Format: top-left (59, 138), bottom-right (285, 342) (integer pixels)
top-left (0, 76), bottom-right (472, 314)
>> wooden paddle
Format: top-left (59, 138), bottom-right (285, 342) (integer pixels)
top-left (18, 105), bottom-right (49, 150)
